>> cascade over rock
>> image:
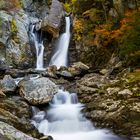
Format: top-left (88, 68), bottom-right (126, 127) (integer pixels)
top-left (19, 77), bottom-right (58, 105)
top-left (0, 0), bottom-right (64, 69)
top-left (41, 0), bottom-right (64, 38)
top-left (49, 16), bottom-right (71, 68)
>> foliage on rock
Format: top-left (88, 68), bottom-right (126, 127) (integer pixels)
top-left (63, 0), bottom-right (140, 68)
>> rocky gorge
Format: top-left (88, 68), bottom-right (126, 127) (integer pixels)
top-left (0, 0), bottom-right (140, 140)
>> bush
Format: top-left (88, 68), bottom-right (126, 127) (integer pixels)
top-left (118, 12), bottom-right (140, 67)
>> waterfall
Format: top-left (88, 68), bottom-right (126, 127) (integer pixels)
top-left (49, 17), bottom-right (71, 68)
top-left (30, 25), bottom-right (45, 70)
top-left (31, 89), bottom-right (125, 140)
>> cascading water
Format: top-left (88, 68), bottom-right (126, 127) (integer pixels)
top-left (30, 25), bottom-right (45, 70)
top-left (31, 89), bottom-right (126, 140)
top-left (49, 17), bottom-right (71, 68)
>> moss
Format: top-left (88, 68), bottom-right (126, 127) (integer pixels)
top-left (11, 18), bottom-right (18, 40)
top-left (127, 71), bottom-right (140, 83)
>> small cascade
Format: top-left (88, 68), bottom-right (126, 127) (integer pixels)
top-left (30, 25), bottom-right (45, 70)
top-left (49, 17), bottom-right (71, 68)
top-left (31, 89), bottom-right (125, 140)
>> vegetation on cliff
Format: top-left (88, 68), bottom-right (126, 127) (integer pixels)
top-left (62, 0), bottom-right (140, 68)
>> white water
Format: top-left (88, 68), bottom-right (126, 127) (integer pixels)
top-left (49, 17), bottom-right (71, 68)
top-left (31, 89), bottom-right (124, 140)
top-left (30, 25), bottom-right (45, 70)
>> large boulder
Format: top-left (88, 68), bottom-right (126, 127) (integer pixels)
top-left (19, 77), bottom-right (58, 105)
top-left (41, 0), bottom-right (64, 37)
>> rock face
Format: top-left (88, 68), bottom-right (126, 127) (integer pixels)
top-left (0, 10), bottom-right (33, 68)
top-left (0, 121), bottom-right (37, 140)
top-left (0, 0), bottom-right (64, 69)
top-left (76, 71), bottom-right (140, 137)
top-left (0, 96), bottom-right (41, 138)
top-left (41, 0), bottom-right (64, 37)
top-left (19, 77), bottom-right (58, 105)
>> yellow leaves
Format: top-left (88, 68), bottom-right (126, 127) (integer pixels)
top-left (71, 0), bottom-right (77, 5)
top-left (11, 18), bottom-right (18, 40)
top-left (73, 19), bottom-right (83, 41)
top-left (63, 3), bottom-right (71, 13)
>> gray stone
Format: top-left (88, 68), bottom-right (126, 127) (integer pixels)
top-left (0, 121), bottom-right (37, 140)
top-left (68, 62), bottom-right (89, 76)
top-left (41, 0), bottom-right (64, 37)
top-left (0, 75), bottom-right (16, 93)
top-left (0, 10), bottom-right (33, 68)
top-left (19, 77), bottom-right (58, 105)
top-left (56, 71), bottom-right (73, 79)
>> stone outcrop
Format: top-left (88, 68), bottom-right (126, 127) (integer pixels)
top-left (0, 96), bottom-right (41, 138)
top-left (0, 0), bottom-right (65, 69)
top-left (19, 77), bottom-right (58, 105)
top-left (0, 121), bottom-right (37, 140)
top-left (0, 10), bottom-right (33, 68)
top-left (76, 70), bottom-right (140, 137)
top-left (41, 0), bottom-right (64, 37)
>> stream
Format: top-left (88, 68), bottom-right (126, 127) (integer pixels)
top-left (31, 89), bottom-right (128, 140)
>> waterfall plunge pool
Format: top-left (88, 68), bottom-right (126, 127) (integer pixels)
top-left (31, 89), bottom-right (129, 140)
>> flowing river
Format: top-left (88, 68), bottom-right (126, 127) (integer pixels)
top-left (31, 89), bottom-right (127, 140)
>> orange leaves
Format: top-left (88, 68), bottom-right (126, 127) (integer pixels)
top-left (120, 18), bottom-right (129, 25)
top-left (93, 10), bottom-right (135, 47)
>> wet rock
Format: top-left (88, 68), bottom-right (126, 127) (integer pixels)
top-left (41, 0), bottom-right (64, 37)
top-left (5, 69), bottom-right (28, 78)
top-left (40, 135), bottom-right (53, 140)
top-left (0, 75), bottom-right (16, 93)
top-left (0, 121), bottom-right (37, 140)
top-left (68, 62), bottom-right (89, 76)
top-left (42, 66), bottom-right (58, 78)
top-left (56, 70), bottom-right (74, 80)
top-left (19, 77), bottom-right (58, 105)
